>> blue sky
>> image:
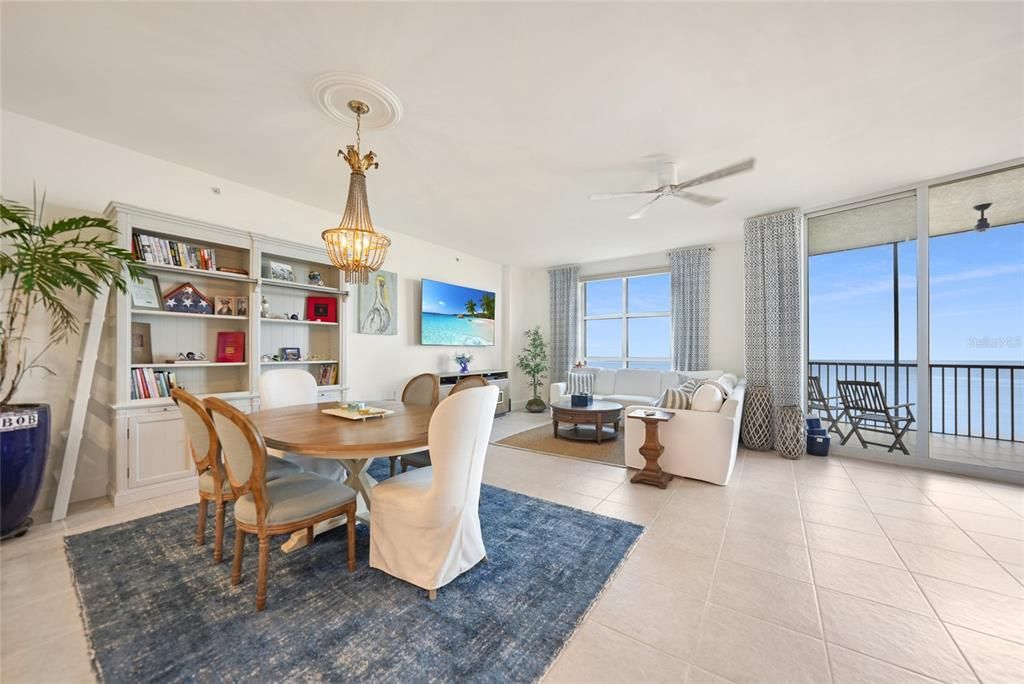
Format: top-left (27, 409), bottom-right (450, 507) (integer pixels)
top-left (421, 279), bottom-right (495, 318)
top-left (585, 273), bottom-right (670, 359)
top-left (809, 223), bottom-right (1024, 362)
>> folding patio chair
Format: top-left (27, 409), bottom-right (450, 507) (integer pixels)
top-left (807, 375), bottom-right (847, 440)
top-left (836, 380), bottom-right (915, 455)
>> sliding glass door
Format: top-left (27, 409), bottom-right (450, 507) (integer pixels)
top-left (807, 195), bottom-right (919, 459)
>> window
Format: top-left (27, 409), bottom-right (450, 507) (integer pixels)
top-left (581, 272), bottom-right (671, 370)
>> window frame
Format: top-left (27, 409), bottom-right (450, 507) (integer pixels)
top-left (579, 271), bottom-right (671, 370)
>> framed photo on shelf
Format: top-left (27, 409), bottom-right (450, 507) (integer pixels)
top-left (163, 282), bottom-right (213, 314)
top-left (216, 331), bottom-right (245, 363)
top-left (235, 297), bottom-right (249, 317)
top-left (130, 322), bottom-right (153, 364)
top-left (268, 261), bottom-right (295, 282)
top-left (214, 296), bottom-right (235, 316)
top-left (129, 273), bottom-right (162, 311)
top-left (280, 347), bottom-right (301, 362)
top-left (305, 296), bottom-right (337, 323)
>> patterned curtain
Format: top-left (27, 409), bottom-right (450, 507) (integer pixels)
top-left (744, 208), bottom-right (803, 442)
top-left (668, 247), bottom-right (711, 371)
top-left (548, 265), bottom-right (580, 384)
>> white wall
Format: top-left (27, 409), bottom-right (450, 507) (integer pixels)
top-left (3, 112), bottom-right (541, 508)
top-left (574, 242), bottom-right (745, 375)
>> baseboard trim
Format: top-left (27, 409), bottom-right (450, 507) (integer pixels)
top-left (108, 476), bottom-right (198, 507)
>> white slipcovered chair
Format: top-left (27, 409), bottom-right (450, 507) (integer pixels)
top-left (370, 385), bottom-right (499, 599)
top-left (258, 369), bottom-right (344, 480)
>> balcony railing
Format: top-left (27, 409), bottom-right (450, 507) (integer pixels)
top-left (808, 360), bottom-right (1023, 443)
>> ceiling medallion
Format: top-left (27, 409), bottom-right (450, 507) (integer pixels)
top-left (312, 73), bottom-right (403, 129)
top-left (322, 100), bottom-right (391, 285)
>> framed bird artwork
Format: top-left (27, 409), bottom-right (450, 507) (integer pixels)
top-left (357, 270), bottom-right (397, 335)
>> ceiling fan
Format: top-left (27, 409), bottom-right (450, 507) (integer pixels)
top-left (591, 157), bottom-right (756, 220)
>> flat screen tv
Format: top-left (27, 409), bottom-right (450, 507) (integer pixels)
top-left (420, 278), bottom-right (495, 346)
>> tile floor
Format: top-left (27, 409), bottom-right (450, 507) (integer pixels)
top-left (2, 410), bottom-right (1023, 683)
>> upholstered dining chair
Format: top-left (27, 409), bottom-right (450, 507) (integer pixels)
top-left (449, 374), bottom-right (489, 394)
top-left (205, 397), bottom-right (358, 611)
top-left (392, 373), bottom-right (441, 475)
top-left (370, 385), bottom-right (499, 600)
top-left (172, 388), bottom-right (301, 563)
top-left (259, 368), bottom-right (344, 480)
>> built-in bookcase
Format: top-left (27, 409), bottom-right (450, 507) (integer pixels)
top-left (256, 240), bottom-right (346, 391)
top-left (105, 204), bottom-right (348, 506)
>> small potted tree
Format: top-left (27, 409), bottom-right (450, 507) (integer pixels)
top-left (1, 195), bottom-right (145, 538)
top-left (516, 326), bottom-right (548, 413)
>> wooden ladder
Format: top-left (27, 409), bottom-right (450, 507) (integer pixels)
top-left (51, 284), bottom-right (110, 522)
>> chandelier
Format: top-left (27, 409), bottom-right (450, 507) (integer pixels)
top-left (322, 100), bottom-right (391, 285)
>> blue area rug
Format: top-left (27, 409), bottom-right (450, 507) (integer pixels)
top-left (65, 462), bottom-right (643, 682)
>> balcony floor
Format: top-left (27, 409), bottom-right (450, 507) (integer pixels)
top-left (827, 425), bottom-right (1024, 473)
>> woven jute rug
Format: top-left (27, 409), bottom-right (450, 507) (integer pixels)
top-left (496, 424), bottom-right (626, 467)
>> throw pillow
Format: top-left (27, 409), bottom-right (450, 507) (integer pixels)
top-left (679, 378), bottom-right (702, 395)
top-left (567, 372), bottom-right (594, 395)
top-left (691, 382), bottom-right (726, 412)
top-left (656, 386), bottom-right (690, 410)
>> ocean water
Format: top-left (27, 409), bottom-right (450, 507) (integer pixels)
top-left (810, 361), bottom-right (1023, 441)
top-left (422, 312), bottom-right (495, 346)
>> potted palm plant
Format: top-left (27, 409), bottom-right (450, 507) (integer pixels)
top-left (1, 195), bottom-right (145, 538)
top-left (516, 326), bottom-right (549, 413)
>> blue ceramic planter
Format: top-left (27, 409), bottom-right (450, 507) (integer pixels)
top-left (1, 404), bottom-right (50, 539)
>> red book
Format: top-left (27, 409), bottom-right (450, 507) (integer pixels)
top-left (216, 331), bottom-right (245, 363)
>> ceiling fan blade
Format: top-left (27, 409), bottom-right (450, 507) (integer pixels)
top-left (670, 190), bottom-right (724, 206)
top-left (671, 157), bottom-right (756, 191)
top-left (628, 195), bottom-right (664, 220)
top-left (590, 190), bottom-right (659, 200)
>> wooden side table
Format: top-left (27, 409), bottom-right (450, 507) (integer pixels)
top-left (627, 409), bottom-right (674, 489)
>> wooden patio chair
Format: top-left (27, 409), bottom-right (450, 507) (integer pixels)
top-left (836, 380), bottom-right (915, 455)
top-left (807, 375), bottom-right (847, 440)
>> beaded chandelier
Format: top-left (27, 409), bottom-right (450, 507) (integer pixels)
top-left (322, 100), bottom-right (391, 285)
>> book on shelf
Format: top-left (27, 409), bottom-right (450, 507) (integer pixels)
top-left (132, 232), bottom-right (218, 272)
top-left (130, 368), bottom-right (178, 400)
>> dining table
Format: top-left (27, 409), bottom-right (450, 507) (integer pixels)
top-left (248, 400), bottom-right (433, 553)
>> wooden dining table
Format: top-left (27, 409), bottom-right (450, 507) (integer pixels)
top-left (249, 400), bottom-right (433, 553)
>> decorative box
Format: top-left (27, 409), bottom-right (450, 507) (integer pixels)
top-left (306, 296), bottom-right (338, 323)
top-left (807, 434), bottom-right (831, 457)
top-left (570, 394), bottom-right (593, 407)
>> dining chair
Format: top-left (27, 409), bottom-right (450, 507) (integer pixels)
top-left (393, 373), bottom-right (441, 475)
top-left (205, 396), bottom-right (358, 611)
top-left (836, 380), bottom-right (916, 455)
top-left (172, 388), bottom-right (301, 563)
top-left (449, 374), bottom-right (489, 395)
top-left (370, 385), bottom-right (499, 600)
top-left (259, 368), bottom-right (344, 480)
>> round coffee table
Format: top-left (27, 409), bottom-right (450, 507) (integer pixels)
top-left (551, 399), bottom-right (623, 444)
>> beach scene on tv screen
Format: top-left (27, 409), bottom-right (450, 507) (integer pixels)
top-left (421, 279), bottom-right (495, 346)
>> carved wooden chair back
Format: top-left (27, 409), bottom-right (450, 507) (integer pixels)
top-left (403, 373), bottom-right (440, 406)
top-left (205, 397), bottom-right (272, 528)
top-left (449, 375), bottom-right (488, 395)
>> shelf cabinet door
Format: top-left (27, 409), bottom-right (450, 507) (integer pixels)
top-left (127, 411), bottom-right (193, 487)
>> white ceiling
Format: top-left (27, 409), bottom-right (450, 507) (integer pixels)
top-left (3, 2), bottom-right (1023, 267)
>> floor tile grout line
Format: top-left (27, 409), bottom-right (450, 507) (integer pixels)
top-left (795, 462), bottom-right (837, 684)
top-left (840, 459), bottom-right (985, 684)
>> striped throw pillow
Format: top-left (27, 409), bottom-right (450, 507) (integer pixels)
top-left (567, 372), bottom-right (594, 395)
top-left (679, 378), bottom-right (702, 395)
top-left (657, 386), bottom-right (691, 410)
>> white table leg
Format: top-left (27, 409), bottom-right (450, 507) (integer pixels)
top-left (280, 457), bottom-right (377, 554)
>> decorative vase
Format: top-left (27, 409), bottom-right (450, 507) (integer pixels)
top-left (260, 296), bottom-right (271, 318)
top-left (525, 397), bottom-right (547, 413)
top-left (777, 405), bottom-right (806, 460)
top-left (740, 385), bottom-right (773, 451)
top-left (1, 404), bottom-right (51, 539)
top-left (457, 359), bottom-right (470, 374)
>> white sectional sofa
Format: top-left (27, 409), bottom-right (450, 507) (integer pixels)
top-left (549, 368), bottom-right (725, 407)
top-left (550, 367), bottom-right (746, 486)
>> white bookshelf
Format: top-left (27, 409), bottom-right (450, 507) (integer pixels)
top-left (104, 204), bottom-right (348, 507)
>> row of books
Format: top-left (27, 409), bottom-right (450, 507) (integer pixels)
top-left (317, 364), bottom-right (339, 386)
top-left (133, 232), bottom-right (218, 271)
top-left (131, 368), bottom-right (177, 400)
